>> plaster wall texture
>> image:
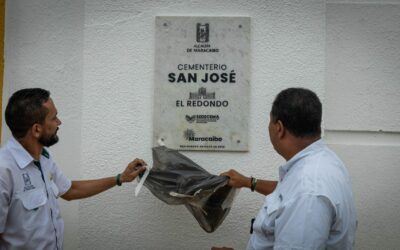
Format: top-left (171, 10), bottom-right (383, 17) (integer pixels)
top-left (325, 2), bottom-right (400, 249)
top-left (3, 0), bottom-right (399, 250)
top-left (326, 2), bottom-right (400, 132)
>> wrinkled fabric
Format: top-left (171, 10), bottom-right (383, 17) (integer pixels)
top-left (143, 146), bottom-right (237, 233)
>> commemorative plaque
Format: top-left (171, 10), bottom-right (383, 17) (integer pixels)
top-left (153, 16), bottom-right (250, 151)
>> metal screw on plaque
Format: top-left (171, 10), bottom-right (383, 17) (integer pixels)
top-left (238, 24), bottom-right (242, 29)
top-left (163, 23), bottom-right (168, 27)
top-left (237, 140), bottom-right (241, 143)
top-left (161, 138), bottom-right (164, 141)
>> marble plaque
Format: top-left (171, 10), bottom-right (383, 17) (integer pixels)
top-left (153, 16), bottom-right (250, 151)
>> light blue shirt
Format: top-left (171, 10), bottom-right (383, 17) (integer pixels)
top-left (0, 137), bottom-right (71, 250)
top-left (247, 139), bottom-right (357, 250)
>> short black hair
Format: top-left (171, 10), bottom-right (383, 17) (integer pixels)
top-left (5, 88), bottom-right (50, 139)
top-left (271, 87), bottom-right (322, 138)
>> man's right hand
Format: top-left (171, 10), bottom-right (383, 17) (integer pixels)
top-left (220, 169), bottom-right (251, 189)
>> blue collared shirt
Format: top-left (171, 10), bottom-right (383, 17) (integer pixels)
top-left (0, 137), bottom-right (71, 250)
top-left (247, 139), bottom-right (357, 250)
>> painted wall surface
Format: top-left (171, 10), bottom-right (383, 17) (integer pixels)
top-left (325, 1), bottom-right (400, 249)
top-left (324, 1), bottom-right (400, 249)
top-left (0, 0), bottom-right (4, 138)
top-left (326, 2), bottom-right (400, 132)
top-left (2, 0), bottom-right (399, 249)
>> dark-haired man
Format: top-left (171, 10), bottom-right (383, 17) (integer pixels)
top-left (0, 88), bottom-right (146, 249)
top-left (213, 88), bottom-right (357, 250)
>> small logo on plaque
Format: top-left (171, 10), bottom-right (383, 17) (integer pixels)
top-left (185, 115), bottom-right (196, 123)
top-left (185, 114), bottom-right (220, 124)
top-left (189, 87), bottom-right (215, 99)
top-left (184, 129), bottom-right (195, 140)
top-left (196, 23), bottom-right (209, 43)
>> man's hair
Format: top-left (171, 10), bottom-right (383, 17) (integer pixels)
top-left (271, 87), bottom-right (322, 138)
top-left (5, 88), bottom-right (50, 139)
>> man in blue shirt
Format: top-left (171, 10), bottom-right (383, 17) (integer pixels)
top-left (0, 88), bottom-right (146, 249)
top-left (213, 88), bottom-right (357, 250)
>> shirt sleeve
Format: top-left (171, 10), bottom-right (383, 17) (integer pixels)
top-left (274, 194), bottom-right (335, 250)
top-left (50, 160), bottom-right (72, 197)
top-left (0, 169), bottom-right (11, 233)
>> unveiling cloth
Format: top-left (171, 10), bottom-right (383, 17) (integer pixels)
top-left (143, 146), bottom-right (238, 233)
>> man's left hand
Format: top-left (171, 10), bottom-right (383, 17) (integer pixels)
top-left (120, 158), bottom-right (147, 183)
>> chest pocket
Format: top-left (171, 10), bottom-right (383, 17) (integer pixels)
top-left (261, 191), bottom-right (283, 236)
top-left (18, 186), bottom-right (48, 210)
top-left (266, 192), bottom-right (282, 215)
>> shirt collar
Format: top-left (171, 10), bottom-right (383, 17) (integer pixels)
top-left (6, 137), bottom-right (34, 169)
top-left (278, 138), bottom-right (325, 181)
top-left (6, 137), bottom-right (50, 169)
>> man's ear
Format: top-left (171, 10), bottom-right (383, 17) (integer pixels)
top-left (276, 120), bottom-right (285, 139)
top-left (31, 123), bottom-right (42, 139)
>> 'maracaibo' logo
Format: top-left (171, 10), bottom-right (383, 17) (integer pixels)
top-left (183, 129), bottom-right (222, 142)
top-left (184, 129), bottom-right (196, 140)
top-left (22, 173), bottom-right (35, 191)
top-left (185, 114), bottom-right (219, 124)
top-left (196, 23), bottom-right (209, 43)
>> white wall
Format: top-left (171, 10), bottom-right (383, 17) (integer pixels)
top-left (3, 0), bottom-right (399, 249)
top-left (325, 1), bottom-right (400, 249)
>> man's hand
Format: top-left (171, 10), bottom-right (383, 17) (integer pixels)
top-left (120, 158), bottom-right (147, 183)
top-left (211, 247), bottom-right (234, 250)
top-left (221, 169), bottom-right (250, 189)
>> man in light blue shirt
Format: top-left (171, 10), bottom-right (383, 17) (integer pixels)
top-left (212, 88), bottom-right (357, 250)
top-left (0, 88), bottom-right (146, 249)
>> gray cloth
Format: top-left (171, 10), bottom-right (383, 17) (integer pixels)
top-left (143, 146), bottom-right (237, 233)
